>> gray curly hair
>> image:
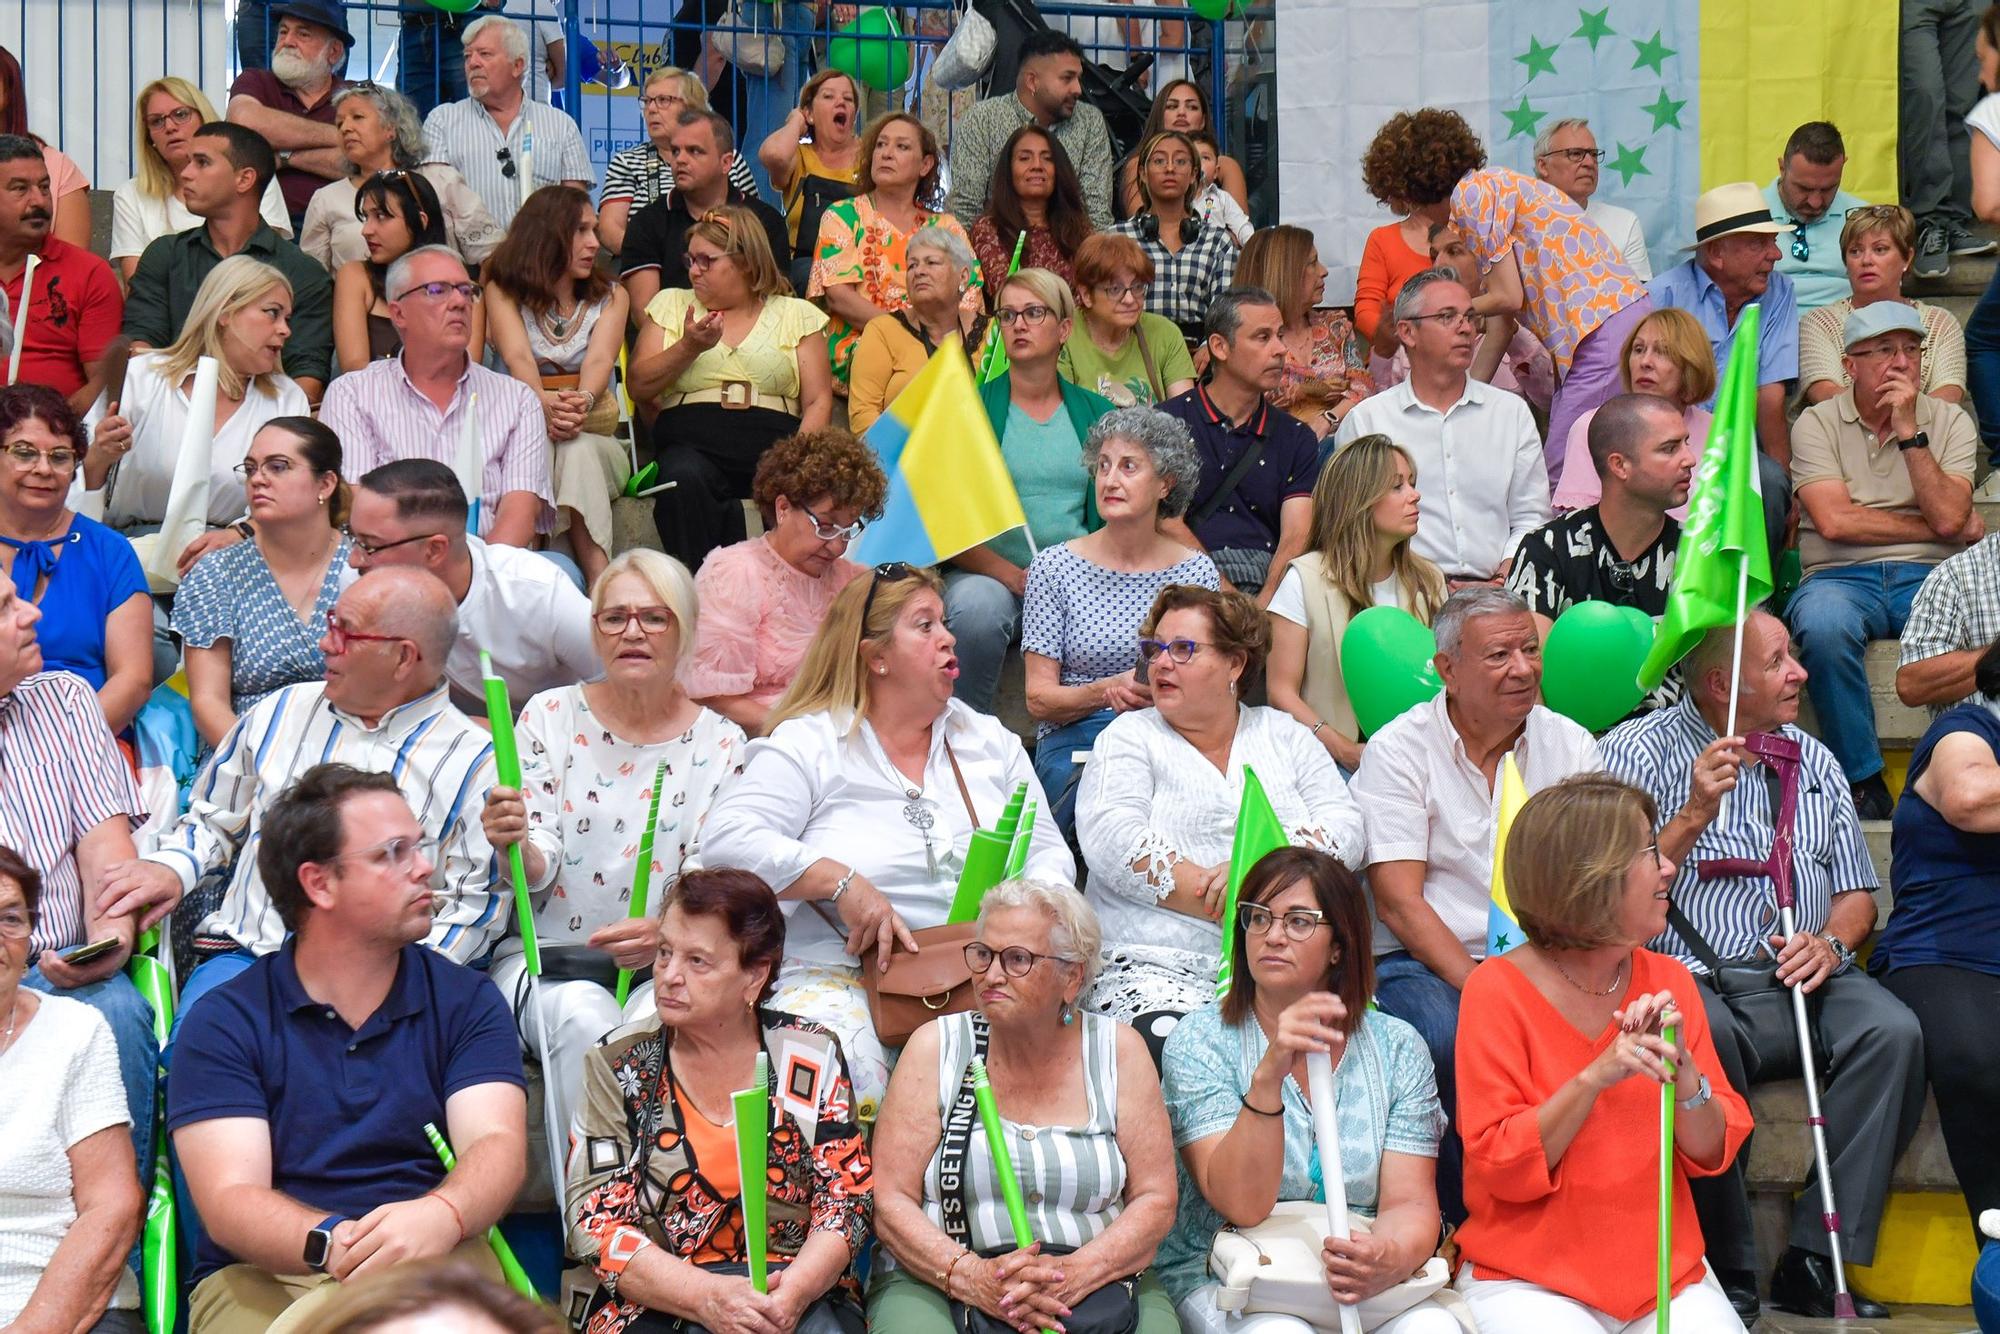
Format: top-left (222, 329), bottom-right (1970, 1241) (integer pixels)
top-left (905, 225), bottom-right (976, 283)
top-left (332, 83), bottom-right (428, 172)
top-left (977, 877), bottom-right (1103, 992)
top-left (1083, 407), bottom-right (1203, 519)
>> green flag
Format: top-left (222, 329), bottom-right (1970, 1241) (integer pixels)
top-left (1215, 765), bottom-right (1289, 997)
top-left (1638, 302), bottom-right (1773, 690)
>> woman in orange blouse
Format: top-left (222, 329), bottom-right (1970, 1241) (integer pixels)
top-left (1454, 775), bottom-right (1752, 1332)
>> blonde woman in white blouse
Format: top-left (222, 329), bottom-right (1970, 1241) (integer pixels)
top-left (480, 549), bottom-right (745, 1141)
top-left (695, 564), bottom-right (1074, 1120)
top-left (1076, 584), bottom-right (1366, 1063)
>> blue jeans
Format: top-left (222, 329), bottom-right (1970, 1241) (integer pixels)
top-left (1967, 262), bottom-right (2000, 468)
top-left (400, 14), bottom-right (471, 118)
top-left (1032, 709), bottom-right (1116, 842)
top-left (942, 570), bottom-right (1021, 715)
top-left (1372, 951), bottom-right (1464, 1225)
top-left (1785, 561), bottom-right (1931, 783)
top-left (1976, 1240), bottom-right (2000, 1332)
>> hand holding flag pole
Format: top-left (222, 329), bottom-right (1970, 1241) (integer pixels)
top-left (969, 1056), bottom-right (1057, 1334)
top-left (614, 757), bottom-right (669, 1006)
top-left (1306, 1050), bottom-right (1365, 1334)
top-left (6, 253), bottom-right (39, 385)
top-left (732, 1053), bottom-right (772, 1293)
top-left (423, 1122), bottom-right (539, 1296)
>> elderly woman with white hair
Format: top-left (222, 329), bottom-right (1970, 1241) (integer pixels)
top-left (480, 547), bottom-right (747, 1142)
top-left (297, 81), bottom-right (502, 273)
top-left (848, 226), bottom-right (987, 433)
top-left (870, 878), bottom-right (1182, 1334)
top-left (1025, 407), bottom-right (1218, 838)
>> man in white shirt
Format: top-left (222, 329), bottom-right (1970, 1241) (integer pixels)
top-left (1334, 270), bottom-right (1550, 583)
top-left (1533, 117), bottom-right (1651, 280)
top-left (94, 567), bottom-right (507, 1018)
top-left (1351, 586), bottom-right (1601, 1221)
top-left (420, 14), bottom-right (592, 228)
top-left (347, 459), bottom-right (599, 715)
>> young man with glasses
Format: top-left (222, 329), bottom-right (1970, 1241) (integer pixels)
top-left (96, 566), bottom-right (507, 1024)
top-left (169, 762), bottom-right (526, 1331)
top-left (344, 458), bottom-right (598, 717)
top-left (1532, 118), bottom-right (1651, 280)
top-left (1762, 121), bottom-right (1873, 312)
top-left (1507, 392), bottom-right (1695, 720)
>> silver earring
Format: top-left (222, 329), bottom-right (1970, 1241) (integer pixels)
top-left (1060, 1003), bottom-right (1075, 1026)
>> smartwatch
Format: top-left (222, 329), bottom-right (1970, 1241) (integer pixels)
top-left (1895, 431), bottom-right (1930, 453)
top-left (303, 1214), bottom-right (345, 1273)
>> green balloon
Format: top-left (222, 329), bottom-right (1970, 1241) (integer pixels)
top-left (425, 0), bottom-right (483, 12)
top-left (1541, 600), bottom-right (1654, 732)
top-left (1189, 0), bottom-right (1232, 17)
top-left (828, 8), bottom-right (911, 91)
top-left (1340, 606), bottom-right (1443, 737)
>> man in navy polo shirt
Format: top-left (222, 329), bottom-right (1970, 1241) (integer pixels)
top-left (169, 764), bottom-right (525, 1331)
top-left (1159, 286), bottom-right (1322, 605)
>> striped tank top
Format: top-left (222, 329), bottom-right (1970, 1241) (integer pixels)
top-left (921, 1010), bottom-right (1128, 1251)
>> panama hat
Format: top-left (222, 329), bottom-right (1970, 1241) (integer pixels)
top-left (1686, 181), bottom-right (1795, 248)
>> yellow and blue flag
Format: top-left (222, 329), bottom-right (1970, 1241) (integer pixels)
top-left (1486, 754), bottom-right (1530, 956)
top-left (850, 342), bottom-right (1028, 567)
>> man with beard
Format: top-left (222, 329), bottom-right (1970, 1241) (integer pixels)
top-left (0, 137), bottom-right (122, 412)
top-left (225, 0), bottom-right (353, 231)
top-left (947, 29), bottom-right (1115, 229)
top-left (1763, 122), bottom-right (1870, 312)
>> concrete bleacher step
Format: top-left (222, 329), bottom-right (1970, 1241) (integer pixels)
top-left (1794, 640), bottom-right (1929, 751)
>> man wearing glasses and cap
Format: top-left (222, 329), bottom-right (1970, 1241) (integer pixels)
top-left (1649, 181), bottom-right (1802, 468)
top-left (1762, 122), bottom-right (1872, 313)
top-left (225, 0), bottom-right (353, 233)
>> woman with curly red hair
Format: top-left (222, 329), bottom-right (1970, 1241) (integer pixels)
top-left (1360, 108), bottom-right (1652, 488)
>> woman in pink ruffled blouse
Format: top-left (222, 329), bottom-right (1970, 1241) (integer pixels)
top-left (683, 428), bottom-right (889, 735)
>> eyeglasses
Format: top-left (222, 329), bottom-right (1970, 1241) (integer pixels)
top-left (995, 305), bottom-right (1055, 327)
top-left (800, 502), bottom-right (866, 542)
top-left (594, 606), bottom-right (676, 635)
top-left (1606, 557), bottom-right (1640, 594)
top-left (1640, 839), bottom-right (1664, 870)
top-left (496, 146), bottom-right (516, 180)
top-left (1138, 637), bottom-right (1211, 664)
top-left (1403, 307), bottom-right (1485, 332)
top-left (235, 456), bottom-right (299, 479)
top-left (640, 93), bottom-right (687, 109)
top-left (145, 105), bottom-right (200, 133)
top-left (325, 833), bottom-right (440, 874)
top-left (3, 444), bottom-right (78, 471)
top-left (1848, 339), bottom-right (1923, 363)
top-left (684, 252), bottom-right (724, 274)
top-left (962, 941), bottom-right (1076, 978)
top-left (0, 906), bottom-right (33, 940)
top-left (393, 281), bottom-right (482, 303)
top-left (323, 611), bottom-right (414, 655)
top-left (341, 525), bottom-right (443, 557)
top-left (1239, 904), bottom-right (1330, 940)
top-left (858, 561), bottom-right (917, 630)
top-left (1537, 147), bottom-right (1605, 165)
top-left (1097, 281), bottom-right (1148, 302)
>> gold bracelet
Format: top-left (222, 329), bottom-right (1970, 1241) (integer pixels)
top-left (943, 1247), bottom-right (975, 1295)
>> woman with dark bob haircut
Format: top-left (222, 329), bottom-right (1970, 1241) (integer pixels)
top-left (1358, 106), bottom-right (1651, 487)
top-left (1156, 847), bottom-right (1458, 1332)
top-left (565, 867), bottom-right (874, 1334)
top-left (1453, 775), bottom-right (1751, 1332)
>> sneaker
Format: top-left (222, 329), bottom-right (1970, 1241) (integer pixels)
top-left (1949, 222), bottom-right (1999, 256)
top-left (1975, 472), bottom-right (2000, 503)
top-left (1914, 220), bottom-right (1951, 279)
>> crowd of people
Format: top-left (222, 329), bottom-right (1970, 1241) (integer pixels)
top-left (3, 4), bottom-right (2000, 1333)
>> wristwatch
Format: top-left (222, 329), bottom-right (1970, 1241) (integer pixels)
top-left (1819, 931), bottom-right (1856, 973)
top-left (1895, 430), bottom-right (1930, 452)
top-left (277, 149), bottom-right (294, 170)
top-left (303, 1214), bottom-right (346, 1272)
top-left (1676, 1073), bottom-right (1713, 1111)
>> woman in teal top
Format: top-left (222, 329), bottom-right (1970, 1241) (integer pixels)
top-left (944, 267), bottom-right (1113, 714)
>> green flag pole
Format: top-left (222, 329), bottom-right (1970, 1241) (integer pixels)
top-left (129, 928), bottom-right (177, 1334)
top-left (614, 757), bottom-right (670, 1007)
top-left (977, 231), bottom-right (1028, 384)
top-left (949, 782), bottom-right (1026, 925)
top-left (731, 1053), bottom-right (772, 1293)
top-left (1215, 766), bottom-right (1289, 997)
top-left (969, 1057), bottom-right (1056, 1334)
top-left (1657, 1025), bottom-right (1678, 1334)
top-left (1000, 796), bottom-right (1037, 879)
top-left (424, 1122), bottom-right (539, 1297)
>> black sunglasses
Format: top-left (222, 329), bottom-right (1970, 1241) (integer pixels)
top-left (858, 561), bottom-right (917, 630)
top-left (496, 146), bottom-right (516, 180)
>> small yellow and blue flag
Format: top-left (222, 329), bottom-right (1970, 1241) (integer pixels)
top-left (1486, 754), bottom-right (1530, 956)
top-left (849, 342), bottom-right (1029, 567)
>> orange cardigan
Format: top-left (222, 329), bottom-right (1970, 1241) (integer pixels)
top-left (1353, 223), bottom-right (1432, 342)
top-left (1455, 949), bottom-right (1753, 1321)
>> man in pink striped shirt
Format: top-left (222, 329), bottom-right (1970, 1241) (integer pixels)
top-left (320, 245), bottom-right (553, 548)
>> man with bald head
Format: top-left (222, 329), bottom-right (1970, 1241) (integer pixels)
top-left (97, 565), bottom-right (508, 1018)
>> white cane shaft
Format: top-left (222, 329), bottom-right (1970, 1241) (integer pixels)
top-left (1779, 907), bottom-right (1850, 1292)
top-left (1306, 1052), bottom-right (1364, 1334)
top-left (529, 974), bottom-right (568, 1202)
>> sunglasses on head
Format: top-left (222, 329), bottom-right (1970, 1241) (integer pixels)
top-left (858, 561), bottom-right (917, 630)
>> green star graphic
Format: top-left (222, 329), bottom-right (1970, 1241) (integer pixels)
top-left (1502, 96), bottom-right (1546, 141)
top-left (1494, 932), bottom-right (1513, 952)
top-left (1632, 30), bottom-right (1677, 75)
top-left (1514, 35), bottom-right (1560, 82)
top-left (1572, 6), bottom-right (1615, 50)
top-left (1641, 88), bottom-right (1688, 131)
top-left (1607, 141), bottom-right (1652, 185)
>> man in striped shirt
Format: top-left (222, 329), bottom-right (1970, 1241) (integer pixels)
top-left (97, 567), bottom-right (508, 1022)
top-left (1599, 609), bottom-right (1922, 1320)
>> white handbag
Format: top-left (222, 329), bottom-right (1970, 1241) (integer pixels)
top-left (708, 0), bottom-right (787, 76)
top-left (930, 0), bottom-right (995, 90)
top-left (1207, 1202), bottom-right (1468, 1332)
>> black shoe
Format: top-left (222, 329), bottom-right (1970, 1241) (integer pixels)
top-left (1767, 1246), bottom-right (1891, 1319)
top-left (1851, 774), bottom-right (1894, 820)
top-left (1716, 1267), bottom-right (1762, 1325)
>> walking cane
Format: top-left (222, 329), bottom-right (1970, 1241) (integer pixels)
top-left (1695, 731), bottom-right (1856, 1319)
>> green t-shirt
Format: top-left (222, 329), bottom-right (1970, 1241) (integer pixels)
top-left (987, 402), bottom-right (1089, 570)
top-left (1057, 313), bottom-right (1197, 407)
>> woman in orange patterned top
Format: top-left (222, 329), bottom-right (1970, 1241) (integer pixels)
top-left (566, 867), bottom-right (872, 1334)
top-left (808, 112), bottom-right (983, 390)
top-left (1361, 108), bottom-right (1653, 488)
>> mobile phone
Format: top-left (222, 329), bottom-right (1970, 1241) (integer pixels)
top-left (58, 937), bottom-right (122, 966)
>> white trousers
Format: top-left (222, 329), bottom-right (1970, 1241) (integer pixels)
top-left (490, 954), bottom-right (655, 1142)
top-left (1175, 1283), bottom-right (1465, 1334)
top-left (1455, 1265), bottom-right (1747, 1334)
